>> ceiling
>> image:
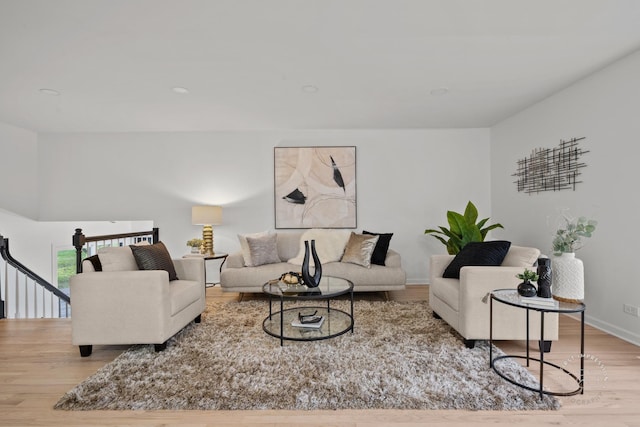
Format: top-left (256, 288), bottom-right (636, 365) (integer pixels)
top-left (2, 0), bottom-right (640, 133)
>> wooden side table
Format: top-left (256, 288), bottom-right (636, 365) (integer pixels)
top-left (183, 253), bottom-right (228, 287)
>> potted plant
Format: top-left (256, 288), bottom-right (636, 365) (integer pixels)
top-left (186, 238), bottom-right (204, 254)
top-left (424, 201), bottom-right (504, 254)
top-left (516, 268), bottom-right (538, 297)
top-left (550, 215), bottom-right (597, 302)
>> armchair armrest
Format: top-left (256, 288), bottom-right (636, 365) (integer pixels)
top-left (225, 251), bottom-right (245, 268)
top-left (173, 257), bottom-right (205, 284)
top-left (458, 265), bottom-right (529, 331)
top-left (459, 265), bottom-right (526, 296)
top-left (70, 270), bottom-right (173, 344)
top-left (430, 254), bottom-right (455, 281)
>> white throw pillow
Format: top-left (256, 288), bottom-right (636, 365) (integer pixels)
top-left (288, 229), bottom-right (351, 265)
top-left (238, 231), bottom-right (272, 266)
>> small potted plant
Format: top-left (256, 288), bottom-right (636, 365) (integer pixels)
top-left (186, 238), bottom-right (204, 254)
top-left (516, 268), bottom-right (538, 297)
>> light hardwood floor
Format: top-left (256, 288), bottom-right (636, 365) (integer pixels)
top-left (1, 285), bottom-right (638, 427)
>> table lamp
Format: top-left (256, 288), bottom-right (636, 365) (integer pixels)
top-left (192, 205), bottom-right (223, 256)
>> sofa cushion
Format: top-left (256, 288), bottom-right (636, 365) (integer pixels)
top-left (169, 280), bottom-right (202, 316)
top-left (246, 233), bottom-right (281, 267)
top-left (130, 241), bottom-right (179, 281)
top-left (97, 246), bottom-right (139, 272)
top-left (501, 245), bottom-right (541, 267)
top-left (288, 229), bottom-right (350, 265)
top-left (341, 232), bottom-right (379, 268)
top-left (443, 240), bottom-right (511, 279)
top-left (363, 230), bottom-right (393, 266)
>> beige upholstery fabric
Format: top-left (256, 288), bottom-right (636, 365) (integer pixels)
top-left (221, 231), bottom-right (406, 293)
top-left (70, 257), bottom-right (205, 348)
top-left (429, 246), bottom-right (559, 343)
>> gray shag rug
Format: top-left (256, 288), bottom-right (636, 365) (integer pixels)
top-left (55, 299), bottom-right (559, 411)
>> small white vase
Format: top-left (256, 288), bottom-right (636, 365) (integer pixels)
top-left (551, 252), bottom-right (584, 302)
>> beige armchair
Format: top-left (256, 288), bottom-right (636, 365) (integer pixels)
top-left (70, 244), bottom-right (206, 357)
top-left (429, 245), bottom-right (558, 350)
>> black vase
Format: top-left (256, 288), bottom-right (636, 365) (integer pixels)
top-left (517, 280), bottom-right (537, 297)
top-left (301, 240), bottom-right (322, 288)
top-left (536, 257), bottom-right (552, 298)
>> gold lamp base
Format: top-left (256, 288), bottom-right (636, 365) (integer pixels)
top-left (202, 225), bottom-right (215, 256)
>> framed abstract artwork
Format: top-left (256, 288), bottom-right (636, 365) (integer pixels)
top-left (274, 146), bottom-right (356, 229)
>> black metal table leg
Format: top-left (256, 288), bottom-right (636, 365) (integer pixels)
top-left (489, 294), bottom-right (494, 368)
top-left (279, 296), bottom-right (284, 346)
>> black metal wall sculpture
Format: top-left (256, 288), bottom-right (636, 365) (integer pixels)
top-left (513, 137), bottom-right (589, 194)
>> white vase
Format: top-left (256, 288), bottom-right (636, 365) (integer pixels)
top-left (551, 252), bottom-right (584, 302)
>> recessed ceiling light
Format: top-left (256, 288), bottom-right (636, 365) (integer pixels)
top-left (302, 85), bottom-right (318, 93)
top-left (430, 87), bottom-right (449, 96)
top-left (39, 88), bottom-right (60, 96)
top-left (172, 87), bottom-right (189, 94)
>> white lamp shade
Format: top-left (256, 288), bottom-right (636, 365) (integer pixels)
top-left (192, 205), bottom-right (223, 225)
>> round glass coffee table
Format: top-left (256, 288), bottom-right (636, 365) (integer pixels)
top-left (262, 276), bottom-right (354, 346)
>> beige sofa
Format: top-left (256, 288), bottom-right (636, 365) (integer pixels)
top-left (429, 245), bottom-right (559, 349)
top-left (70, 244), bottom-right (206, 357)
top-left (220, 231), bottom-right (406, 293)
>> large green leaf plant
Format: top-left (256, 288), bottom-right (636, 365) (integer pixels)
top-left (424, 201), bottom-right (504, 255)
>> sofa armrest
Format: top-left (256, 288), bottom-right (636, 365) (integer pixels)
top-left (385, 249), bottom-right (403, 268)
top-left (225, 251), bottom-right (245, 268)
top-left (173, 257), bottom-right (205, 284)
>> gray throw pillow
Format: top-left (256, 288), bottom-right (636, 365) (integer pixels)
top-left (246, 233), bottom-right (281, 267)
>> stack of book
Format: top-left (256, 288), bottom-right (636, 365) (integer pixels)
top-left (291, 316), bottom-right (325, 329)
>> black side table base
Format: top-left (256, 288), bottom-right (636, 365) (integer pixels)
top-left (492, 355), bottom-right (583, 397)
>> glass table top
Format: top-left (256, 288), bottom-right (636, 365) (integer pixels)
top-left (262, 275), bottom-right (353, 299)
top-left (491, 289), bottom-right (585, 313)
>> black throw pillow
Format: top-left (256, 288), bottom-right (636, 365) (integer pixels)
top-left (363, 230), bottom-right (393, 266)
top-left (130, 241), bottom-right (179, 281)
top-left (442, 240), bottom-right (511, 279)
top-left (83, 254), bottom-right (102, 272)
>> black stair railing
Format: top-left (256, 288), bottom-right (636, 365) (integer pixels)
top-left (72, 227), bottom-right (159, 273)
top-left (0, 235), bottom-right (71, 319)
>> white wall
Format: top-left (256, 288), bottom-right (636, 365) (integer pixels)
top-left (491, 50), bottom-right (640, 345)
top-left (36, 129), bottom-right (492, 283)
top-left (0, 122), bottom-right (38, 218)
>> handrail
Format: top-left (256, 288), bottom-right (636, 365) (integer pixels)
top-left (73, 228), bottom-right (159, 273)
top-left (0, 236), bottom-right (70, 304)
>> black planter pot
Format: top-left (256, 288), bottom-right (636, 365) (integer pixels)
top-left (517, 280), bottom-right (537, 297)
